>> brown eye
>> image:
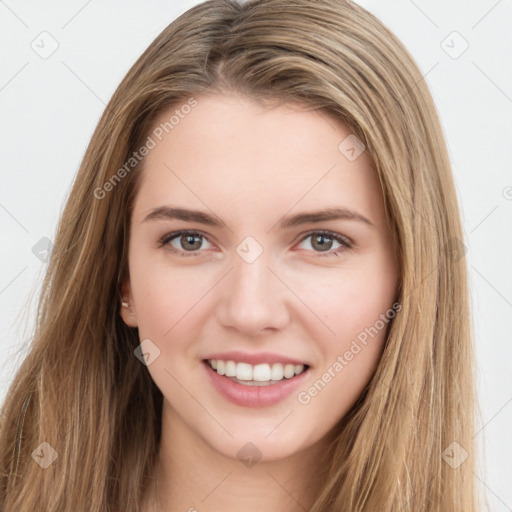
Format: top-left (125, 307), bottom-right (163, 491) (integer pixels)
top-left (177, 233), bottom-right (203, 251)
top-left (310, 233), bottom-right (334, 252)
top-left (159, 231), bottom-right (213, 257)
top-left (297, 231), bottom-right (352, 257)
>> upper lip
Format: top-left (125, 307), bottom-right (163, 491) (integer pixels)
top-left (203, 351), bottom-right (310, 367)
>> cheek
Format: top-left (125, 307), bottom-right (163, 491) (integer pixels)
top-left (130, 266), bottom-right (210, 390)
top-left (291, 256), bottom-right (397, 338)
top-left (129, 247), bottom-right (213, 337)
top-left (295, 276), bottom-right (394, 420)
top-left (290, 255), bottom-right (396, 396)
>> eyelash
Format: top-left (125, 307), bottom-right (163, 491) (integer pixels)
top-left (157, 230), bottom-right (353, 258)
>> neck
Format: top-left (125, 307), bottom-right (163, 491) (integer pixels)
top-left (142, 401), bottom-right (337, 512)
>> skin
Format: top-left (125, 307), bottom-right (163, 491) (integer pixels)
top-left (120, 92), bottom-right (400, 511)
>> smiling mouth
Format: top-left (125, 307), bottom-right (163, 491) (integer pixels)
top-left (204, 359), bottom-right (309, 386)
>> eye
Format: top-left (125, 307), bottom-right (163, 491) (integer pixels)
top-left (158, 230), bottom-right (212, 257)
top-left (158, 230), bottom-right (353, 258)
top-left (296, 231), bottom-right (353, 257)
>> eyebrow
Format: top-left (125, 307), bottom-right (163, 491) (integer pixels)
top-left (142, 206), bottom-right (376, 229)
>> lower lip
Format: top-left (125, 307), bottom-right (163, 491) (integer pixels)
top-left (203, 361), bottom-right (310, 408)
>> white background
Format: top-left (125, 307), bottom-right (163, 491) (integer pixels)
top-left (1, 1), bottom-right (510, 509)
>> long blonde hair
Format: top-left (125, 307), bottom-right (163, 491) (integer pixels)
top-left (0, 0), bottom-right (483, 510)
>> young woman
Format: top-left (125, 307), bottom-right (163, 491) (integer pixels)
top-left (0, 0), bottom-right (483, 510)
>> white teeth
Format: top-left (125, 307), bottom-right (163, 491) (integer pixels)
top-left (270, 363), bottom-right (284, 381)
top-left (225, 360), bottom-right (237, 377)
top-left (253, 363), bottom-right (271, 382)
top-left (207, 359), bottom-right (307, 383)
top-left (294, 364), bottom-right (304, 375)
top-left (283, 364), bottom-right (295, 379)
top-left (236, 362), bottom-right (253, 381)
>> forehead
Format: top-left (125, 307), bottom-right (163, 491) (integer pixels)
top-left (133, 93), bottom-right (384, 226)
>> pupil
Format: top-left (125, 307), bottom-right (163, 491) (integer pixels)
top-left (313, 234), bottom-right (332, 252)
top-left (183, 234), bottom-right (201, 250)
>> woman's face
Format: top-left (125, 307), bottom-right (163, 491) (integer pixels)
top-left (121, 92), bottom-right (400, 461)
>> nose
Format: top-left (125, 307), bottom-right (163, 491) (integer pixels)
top-left (215, 248), bottom-right (290, 336)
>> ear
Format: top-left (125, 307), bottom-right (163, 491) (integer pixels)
top-left (119, 277), bottom-right (138, 328)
